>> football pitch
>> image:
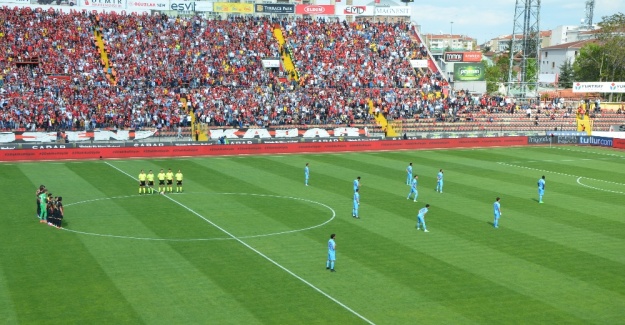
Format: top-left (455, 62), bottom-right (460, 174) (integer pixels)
top-left (2, 146), bottom-right (625, 324)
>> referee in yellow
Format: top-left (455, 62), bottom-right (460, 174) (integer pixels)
top-left (146, 170), bottom-right (155, 194)
top-left (138, 169), bottom-right (147, 194)
top-left (175, 169), bottom-right (184, 193)
top-left (166, 168), bottom-right (174, 193)
top-left (157, 169), bottom-right (166, 193)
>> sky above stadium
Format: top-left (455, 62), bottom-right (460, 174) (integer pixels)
top-left (409, 0), bottom-right (625, 44)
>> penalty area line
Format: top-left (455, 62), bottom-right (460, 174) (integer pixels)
top-left (103, 161), bottom-right (375, 325)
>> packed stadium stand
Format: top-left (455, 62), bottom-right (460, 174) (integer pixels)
top-left (1, 8), bottom-right (621, 136)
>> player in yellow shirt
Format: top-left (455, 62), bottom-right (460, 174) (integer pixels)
top-left (166, 168), bottom-right (174, 193)
top-left (157, 169), bottom-right (166, 193)
top-left (146, 170), bottom-right (155, 194)
top-left (138, 169), bottom-right (147, 194)
top-left (175, 169), bottom-right (183, 193)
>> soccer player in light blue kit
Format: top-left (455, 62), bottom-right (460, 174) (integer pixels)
top-left (436, 169), bottom-right (444, 193)
top-left (416, 204), bottom-right (430, 232)
top-left (304, 163), bottom-right (310, 186)
top-left (493, 197), bottom-right (502, 228)
top-left (538, 175), bottom-right (545, 203)
top-left (407, 175), bottom-right (419, 202)
top-left (353, 176), bottom-right (361, 193)
top-left (326, 234), bottom-right (336, 272)
top-left (406, 163), bottom-right (413, 185)
top-left (352, 189), bottom-right (360, 219)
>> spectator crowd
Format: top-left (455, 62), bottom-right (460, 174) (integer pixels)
top-left (0, 8), bottom-right (584, 134)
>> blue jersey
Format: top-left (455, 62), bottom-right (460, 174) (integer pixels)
top-left (538, 178), bottom-right (545, 190)
top-left (494, 201), bottom-right (501, 216)
top-left (328, 239), bottom-right (336, 253)
top-left (411, 178), bottom-right (418, 189)
top-left (305, 166), bottom-right (309, 177)
top-left (353, 192), bottom-right (360, 204)
top-left (353, 179), bottom-right (360, 191)
top-left (418, 207), bottom-right (428, 218)
top-left (437, 172), bottom-right (443, 183)
top-left (407, 165), bottom-right (413, 176)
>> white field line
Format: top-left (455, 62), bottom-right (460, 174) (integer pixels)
top-left (103, 161), bottom-right (375, 325)
top-left (63, 193), bottom-right (336, 241)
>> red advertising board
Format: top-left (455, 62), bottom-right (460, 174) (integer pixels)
top-left (295, 4), bottom-right (334, 15)
top-left (462, 51), bottom-right (483, 62)
top-left (0, 137), bottom-right (528, 162)
top-left (613, 138), bottom-right (625, 149)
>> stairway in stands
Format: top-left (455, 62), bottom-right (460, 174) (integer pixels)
top-left (93, 16), bottom-right (116, 85)
top-left (182, 96), bottom-right (208, 141)
top-left (368, 99), bottom-right (398, 137)
top-left (272, 24), bottom-right (300, 83)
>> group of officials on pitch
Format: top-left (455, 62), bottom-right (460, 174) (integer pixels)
top-left (36, 185), bottom-right (64, 229)
top-left (138, 168), bottom-right (183, 194)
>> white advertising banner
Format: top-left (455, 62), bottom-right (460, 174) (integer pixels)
top-left (373, 6), bottom-right (411, 16)
top-left (168, 0), bottom-right (197, 12)
top-left (126, 0), bottom-right (168, 10)
top-left (335, 5), bottom-right (373, 15)
top-left (194, 1), bottom-right (211, 12)
top-left (410, 60), bottom-right (428, 68)
top-left (79, 0), bottom-right (125, 9)
top-left (572, 82), bottom-right (625, 93)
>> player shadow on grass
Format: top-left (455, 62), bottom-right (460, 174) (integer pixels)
top-left (530, 198), bottom-right (539, 203)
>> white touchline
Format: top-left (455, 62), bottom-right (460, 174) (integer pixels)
top-left (104, 161), bottom-right (375, 325)
top-left (497, 162), bottom-right (625, 186)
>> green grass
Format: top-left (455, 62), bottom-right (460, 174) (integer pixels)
top-left (2, 146), bottom-right (625, 324)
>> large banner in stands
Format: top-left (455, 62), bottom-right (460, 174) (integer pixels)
top-left (295, 4), bottom-right (334, 15)
top-left (208, 127), bottom-right (366, 139)
top-left (213, 2), bottom-right (253, 13)
top-left (578, 136), bottom-right (614, 147)
top-left (254, 3), bottom-right (294, 14)
top-left (572, 82), bottom-right (625, 93)
top-left (26, 0), bottom-right (75, 6)
top-left (3, 3), bottom-right (151, 13)
top-left (0, 137), bottom-right (529, 161)
top-left (0, 130), bottom-right (156, 143)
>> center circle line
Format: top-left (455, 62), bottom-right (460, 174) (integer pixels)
top-left (62, 192), bottom-right (336, 241)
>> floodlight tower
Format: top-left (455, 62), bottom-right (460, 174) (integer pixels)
top-left (584, 0), bottom-right (595, 29)
top-left (506, 0), bottom-right (541, 100)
